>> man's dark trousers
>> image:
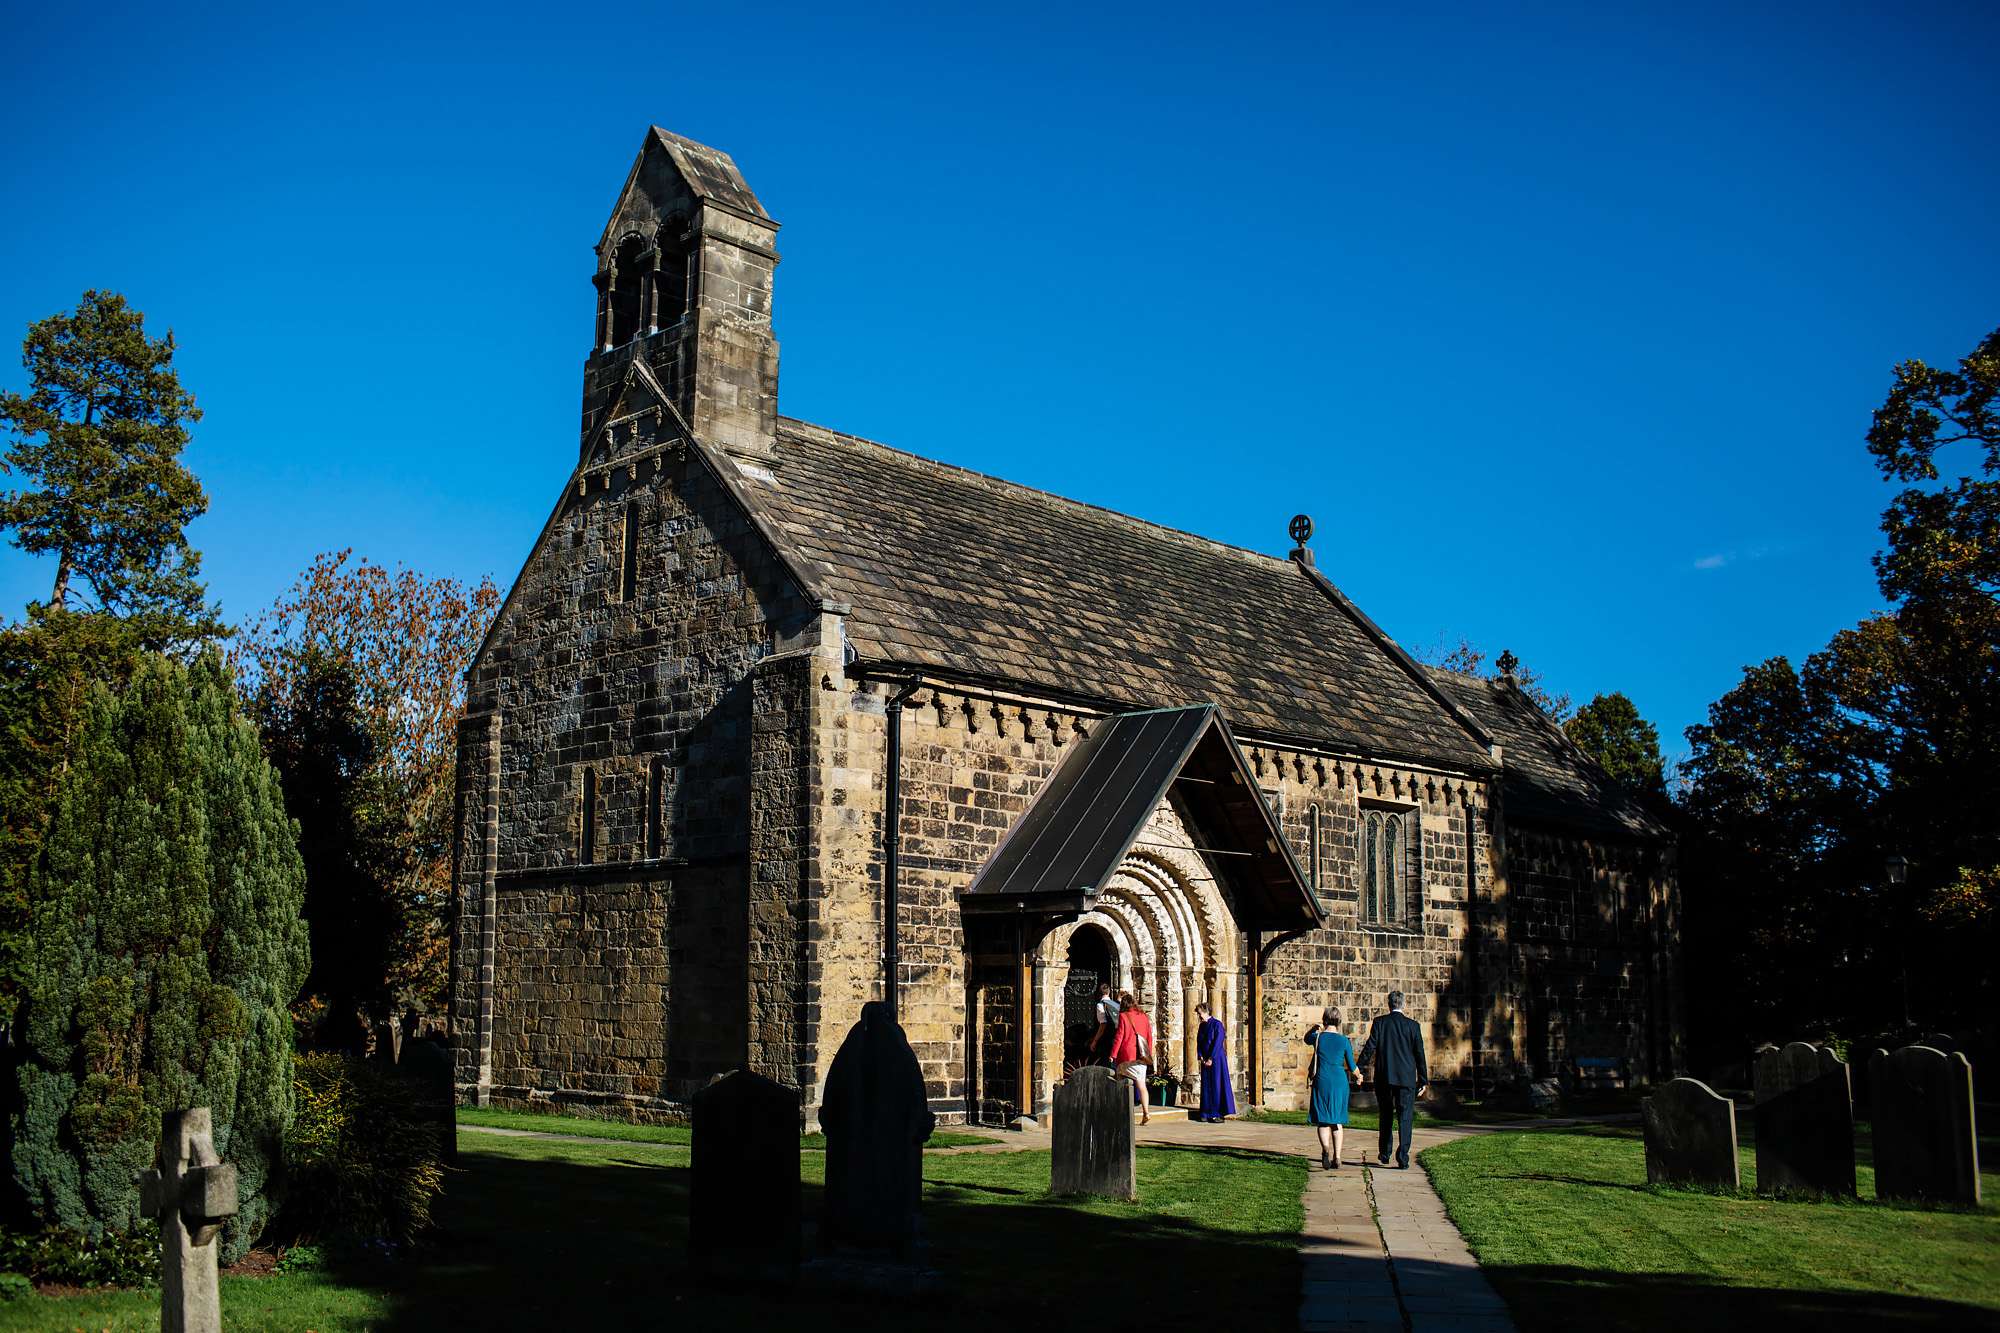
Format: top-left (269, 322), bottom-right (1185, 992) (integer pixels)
top-left (1377, 1082), bottom-right (1416, 1167)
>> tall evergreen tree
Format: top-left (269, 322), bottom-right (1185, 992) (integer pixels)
top-left (9, 653), bottom-right (307, 1261)
top-left (1564, 692), bottom-right (1666, 794)
top-left (0, 290), bottom-right (220, 640)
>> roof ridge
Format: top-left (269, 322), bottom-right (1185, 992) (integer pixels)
top-left (776, 416), bottom-right (1300, 573)
top-left (1422, 664), bottom-right (1496, 686)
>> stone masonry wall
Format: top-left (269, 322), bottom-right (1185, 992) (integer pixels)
top-left (1505, 826), bottom-right (1679, 1081)
top-left (816, 678), bottom-right (1520, 1121)
top-left (1244, 752), bottom-right (1506, 1110)
top-left (450, 438), bottom-right (819, 1111)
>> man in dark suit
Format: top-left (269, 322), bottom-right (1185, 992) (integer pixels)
top-left (1357, 990), bottom-right (1427, 1168)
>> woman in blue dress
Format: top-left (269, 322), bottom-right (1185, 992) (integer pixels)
top-left (1307, 1006), bottom-right (1359, 1170)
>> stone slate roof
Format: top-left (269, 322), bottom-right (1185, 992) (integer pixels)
top-left (741, 418), bottom-right (1494, 770)
top-left (1425, 667), bottom-right (1668, 840)
top-left (650, 127), bottom-right (768, 220)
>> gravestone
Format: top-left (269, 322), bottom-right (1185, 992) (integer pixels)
top-left (1853, 1047), bottom-right (1888, 1121)
top-left (1753, 1042), bottom-right (1856, 1197)
top-left (136, 1108), bottom-right (238, 1333)
top-left (1642, 1078), bottom-right (1739, 1189)
top-left (691, 1070), bottom-right (802, 1273)
top-left (1526, 1078), bottom-right (1562, 1112)
top-left (820, 1001), bottom-right (936, 1252)
top-left (1870, 1046), bottom-right (1980, 1206)
top-left (1050, 1067), bottom-right (1135, 1200)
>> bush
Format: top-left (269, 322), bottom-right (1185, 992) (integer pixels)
top-left (278, 1053), bottom-right (445, 1247)
top-left (8, 653), bottom-right (310, 1265)
top-left (0, 1221), bottom-right (160, 1288)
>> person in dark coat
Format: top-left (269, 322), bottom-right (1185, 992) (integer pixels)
top-left (1357, 990), bottom-right (1427, 1169)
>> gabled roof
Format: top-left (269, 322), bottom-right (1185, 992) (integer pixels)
top-left (739, 419), bottom-right (1495, 771)
top-left (963, 705), bottom-right (1323, 931)
top-left (648, 128), bottom-right (768, 221)
top-left (1425, 667), bottom-right (1669, 841)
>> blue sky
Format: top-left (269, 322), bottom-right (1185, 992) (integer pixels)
top-left (3, 2), bottom-right (1994, 754)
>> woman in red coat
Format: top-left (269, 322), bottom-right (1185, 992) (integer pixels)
top-left (1110, 993), bottom-right (1155, 1125)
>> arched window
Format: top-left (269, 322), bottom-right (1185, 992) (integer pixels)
top-left (654, 240), bottom-right (689, 328)
top-left (616, 499), bottom-right (639, 602)
top-left (1380, 815), bottom-right (1402, 922)
top-left (1363, 815), bottom-right (1379, 920)
top-left (645, 757), bottom-right (664, 860)
top-left (608, 235), bottom-right (646, 346)
top-left (1308, 802), bottom-right (1322, 893)
top-left (1361, 807), bottom-right (1419, 926)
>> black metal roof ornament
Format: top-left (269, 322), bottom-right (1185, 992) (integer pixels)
top-left (1288, 513), bottom-right (1314, 566)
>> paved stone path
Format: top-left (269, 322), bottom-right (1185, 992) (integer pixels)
top-left (1130, 1117), bottom-right (1519, 1332)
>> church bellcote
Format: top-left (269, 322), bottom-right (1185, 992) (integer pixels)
top-left (581, 128), bottom-right (780, 466)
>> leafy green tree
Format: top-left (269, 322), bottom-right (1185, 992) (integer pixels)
top-left (0, 290), bottom-right (220, 641)
top-left (0, 292), bottom-right (225, 1030)
top-left (237, 552), bottom-right (498, 1024)
top-left (0, 613), bottom-right (150, 1028)
top-left (1680, 327), bottom-right (2000, 1054)
top-left (252, 652), bottom-right (399, 1052)
top-left (9, 653), bottom-right (308, 1262)
top-left (1564, 692), bottom-right (1665, 794)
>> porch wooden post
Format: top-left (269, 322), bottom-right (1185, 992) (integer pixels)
top-left (1017, 925), bottom-right (1034, 1123)
top-left (1247, 930), bottom-right (1263, 1106)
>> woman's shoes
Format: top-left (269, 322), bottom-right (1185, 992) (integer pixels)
top-left (1321, 1150), bottom-right (1331, 1170)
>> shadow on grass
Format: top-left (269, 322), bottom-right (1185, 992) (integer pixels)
top-left (1469, 1262), bottom-right (2000, 1333)
top-left (318, 1142), bottom-right (1299, 1333)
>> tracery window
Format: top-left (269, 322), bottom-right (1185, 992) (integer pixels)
top-left (1361, 806), bottom-right (1418, 925)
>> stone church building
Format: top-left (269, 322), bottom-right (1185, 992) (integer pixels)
top-left (449, 128), bottom-right (1682, 1126)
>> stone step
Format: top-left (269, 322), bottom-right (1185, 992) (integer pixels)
top-left (1034, 1104), bottom-right (1189, 1129)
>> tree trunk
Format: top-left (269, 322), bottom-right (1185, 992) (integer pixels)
top-left (50, 551), bottom-right (72, 608)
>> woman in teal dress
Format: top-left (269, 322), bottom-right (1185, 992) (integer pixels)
top-left (1307, 1007), bottom-right (1359, 1170)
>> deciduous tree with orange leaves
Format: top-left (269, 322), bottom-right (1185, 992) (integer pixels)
top-left (236, 551), bottom-right (497, 1044)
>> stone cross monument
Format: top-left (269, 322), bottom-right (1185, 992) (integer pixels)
top-left (137, 1108), bottom-right (238, 1333)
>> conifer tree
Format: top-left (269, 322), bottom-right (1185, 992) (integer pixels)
top-left (9, 653), bottom-right (308, 1261)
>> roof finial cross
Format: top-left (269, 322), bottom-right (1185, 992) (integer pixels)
top-left (1287, 514), bottom-right (1314, 566)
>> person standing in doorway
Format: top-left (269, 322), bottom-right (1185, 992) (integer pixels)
top-left (1358, 991), bottom-right (1427, 1168)
top-left (1194, 1001), bottom-right (1235, 1123)
top-left (1090, 982), bottom-right (1120, 1066)
top-left (1111, 993), bottom-right (1154, 1126)
top-left (1307, 1007), bottom-right (1359, 1168)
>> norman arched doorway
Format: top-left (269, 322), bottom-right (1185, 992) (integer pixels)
top-left (1061, 924), bottom-right (1115, 1070)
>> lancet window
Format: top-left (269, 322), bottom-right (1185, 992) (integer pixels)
top-left (1361, 806), bottom-right (1419, 926)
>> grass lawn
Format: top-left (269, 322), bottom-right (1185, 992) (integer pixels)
top-left (1424, 1121), bottom-right (2000, 1333)
top-left (2, 1130), bottom-right (1303, 1331)
top-left (454, 1105), bottom-right (999, 1150)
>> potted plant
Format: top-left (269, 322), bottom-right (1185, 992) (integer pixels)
top-left (1148, 1073), bottom-right (1175, 1106)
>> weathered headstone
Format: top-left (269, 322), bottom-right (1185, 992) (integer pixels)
top-left (1642, 1078), bottom-right (1740, 1189)
top-left (691, 1070), bottom-right (802, 1274)
top-left (1853, 1047), bottom-right (1889, 1121)
top-left (1050, 1067), bottom-right (1135, 1201)
top-left (136, 1108), bottom-right (238, 1333)
top-left (820, 1001), bottom-right (936, 1252)
top-left (1870, 1046), bottom-right (1980, 1207)
top-left (1753, 1042), bottom-right (1856, 1197)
